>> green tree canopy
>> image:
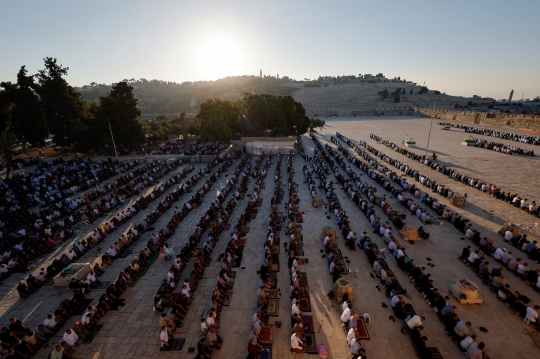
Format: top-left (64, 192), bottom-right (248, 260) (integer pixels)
top-left (196, 99), bottom-right (241, 144)
top-left (93, 81), bottom-right (145, 150)
top-left (239, 94), bottom-right (309, 137)
top-left (35, 57), bottom-right (88, 146)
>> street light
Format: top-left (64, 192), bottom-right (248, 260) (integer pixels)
top-left (100, 116), bottom-right (118, 158)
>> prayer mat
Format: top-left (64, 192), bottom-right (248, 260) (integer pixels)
top-left (297, 250), bottom-right (305, 256)
top-left (256, 202), bottom-right (262, 208)
top-left (166, 293), bottom-right (183, 307)
top-left (297, 272), bottom-right (307, 283)
top-left (261, 344), bottom-right (272, 359)
top-left (251, 214), bottom-right (257, 219)
top-left (303, 316), bottom-right (315, 333)
top-left (297, 241), bottom-right (304, 246)
top-left (191, 248), bottom-right (203, 257)
top-left (118, 249), bottom-right (133, 259)
top-left (160, 338), bottom-right (186, 351)
top-left (270, 262), bottom-right (280, 273)
top-left (424, 347), bottom-right (443, 359)
top-left (269, 277), bottom-right (277, 289)
top-left (295, 224), bottom-right (303, 228)
top-left (299, 296), bottom-right (312, 312)
top-left (261, 324), bottom-right (273, 344)
top-left (274, 235), bottom-right (280, 245)
top-left (226, 278), bottom-right (235, 293)
top-left (74, 299), bottom-right (93, 315)
top-left (297, 218), bottom-right (304, 223)
top-left (257, 198), bottom-right (263, 202)
top-left (96, 281), bottom-right (110, 289)
top-left (272, 254), bottom-right (280, 263)
top-left (240, 232), bottom-right (247, 238)
top-left (225, 224), bottom-right (231, 230)
top-left (242, 227), bottom-right (250, 233)
top-left (253, 209), bottom-right (259, 214)
top-left (222, 293), bottom-right (232, 306)
top-left (230, 271), bottom-right (237, 278)
top-left (83, 324), bottom-right (103, 343)
top-left (146, 252), bottom-right (160, 267)
top-left (129, 275), bottom-right (144, 287)
top-left (276, 226), bottom-right (282, 231)
top-left (271, 245), bottom-right (280, 255)
top-left (300, 284), bottom-right (310, 298)
top-left (304, 333), bottom-right (318, 354)
top-left (267, 289), bottom-right (279, 298)
top-left (356, 318), bottom-right (370, 340)
top-left (297, 258), bottom-right (306, 265)
top-left (232, 253), bottom-right (243, 268)
top-left (267, 299), bottom-right (279, 316)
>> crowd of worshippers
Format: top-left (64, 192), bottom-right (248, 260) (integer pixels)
top-left (302, 139), bottom-right (371, 357)
top-left (191, 154), bottom-right (256, 358)
top-left (4, 153), bottom-right (241, 359)
top-left (3, 162), bottom-right (190, 290)
top-left (250, 154), bottom-right (290, 359)
top-left (461, 244), bottom-right (540, 329)
top-left (149, 139), bottom-right (228, 156)
top-left (365, 133), bottom-right (540, 218)
top-left (313, 134), bottom-right (493, 358)
top-left (1, 260), bottom-right (128, 359)
top-left (335, 131), bottom-right (540, 280)
top-left (0, 156), bottom-right (61, 172)
top-left (473, 138), bottom-right (535, 156)
top-left (157, 152), bottom-right (250, 356)
top-left (0, 160), bottom-right (187, 281)
top-left (438, 122), bottom-right (540, 146)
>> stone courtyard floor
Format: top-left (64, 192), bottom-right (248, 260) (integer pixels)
top-left (1, 116), bottom-right (540, 359)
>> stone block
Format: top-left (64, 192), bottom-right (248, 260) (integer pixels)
top-left (498, 224), bottom-right (520, 237)
top-left (399, 225), bottom-right (421, 241)
top-left (333, 278), bottom-right (353, 303)
top-left (321, 226), bottom-right (336, 242)
top-left (451, 194), bottom-right (465, 206)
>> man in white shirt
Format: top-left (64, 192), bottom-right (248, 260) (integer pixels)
top-left (62, 328), bottom-right (81, 350)
top-left (290, 332), bottom-right (305, 353)
top-left (160, 326), bottom-right (171, 348)
top-left (406, 315), bottom-right (425, 329)
top-left (341, 306), bottom-right (353, 328)
top-left (460, 335), bottom-right (476, 351)
top-left (466, 342), bottom-right (485, 359)
top-left (493, 248), bottom-right (505, 261)
top-left (526, 305), bottom-right (539, 327)
top-left (346, 327), bottom-right (356, 345)
top-left (454, 321), bottom-right (471, 339)
top-left (504, 230), bottom-right (513, 242)
top-left (351, 337), bottom-right (362, 356)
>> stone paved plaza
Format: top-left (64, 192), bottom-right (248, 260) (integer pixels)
top-left (2, 116), bottom-right (540, 359)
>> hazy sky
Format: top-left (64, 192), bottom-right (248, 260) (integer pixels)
top-left (1, 0), bottom-right (539, 99)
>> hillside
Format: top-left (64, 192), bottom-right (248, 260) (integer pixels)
top-left (77, 75), bottom-right (497, 116)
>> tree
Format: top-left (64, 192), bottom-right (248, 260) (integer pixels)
top-left (12, 66), bottom-right (48, 148)
top-left (378, 90), bottom-right (389, 100)
top-left (88, 81), bottom-right (144, 151)
top-left (196, 99), bottom-right (241, 144)
top-left (410, 88), bottom-right (413, 95)
top-left (35, 57), bottom-right (88, 146)
top-left (418, 86), bottom-right (429, 95)
top-left (238, 94), bottom-right (310, 137)
top-left (309, 117), bottom-right (326, 131)
top-left (402, 88), bottom-right (406, 95)
top-left (434, 90), bottom-right (441, 95)
top-left (0, 132), bottom-right (18, 179)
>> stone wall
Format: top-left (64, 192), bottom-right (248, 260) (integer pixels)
top-left (308, 108), bottom-right (416, 117)
top-left (415, 108), bottom-right (540, 131)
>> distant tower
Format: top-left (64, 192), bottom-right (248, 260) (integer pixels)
top-left (260, 69), bottom-right (262, 78)
top-left (508, 89), bottom-right (514, 102)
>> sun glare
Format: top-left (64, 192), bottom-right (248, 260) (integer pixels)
top-left (193, 33), bottom-right (249, 80)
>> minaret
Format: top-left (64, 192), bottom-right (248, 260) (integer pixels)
top-left (508, 89), bottom-right (514, 102)
top-left (260, 69), bottom-right (262, 78)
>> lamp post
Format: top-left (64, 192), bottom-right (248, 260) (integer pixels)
top-left (425, 101), bottom-right (435, 157)
top-left (100, 116), bottom-right (118, 158)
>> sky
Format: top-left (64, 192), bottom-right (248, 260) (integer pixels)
top-left (1, 0), bottom-right (539, 100)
